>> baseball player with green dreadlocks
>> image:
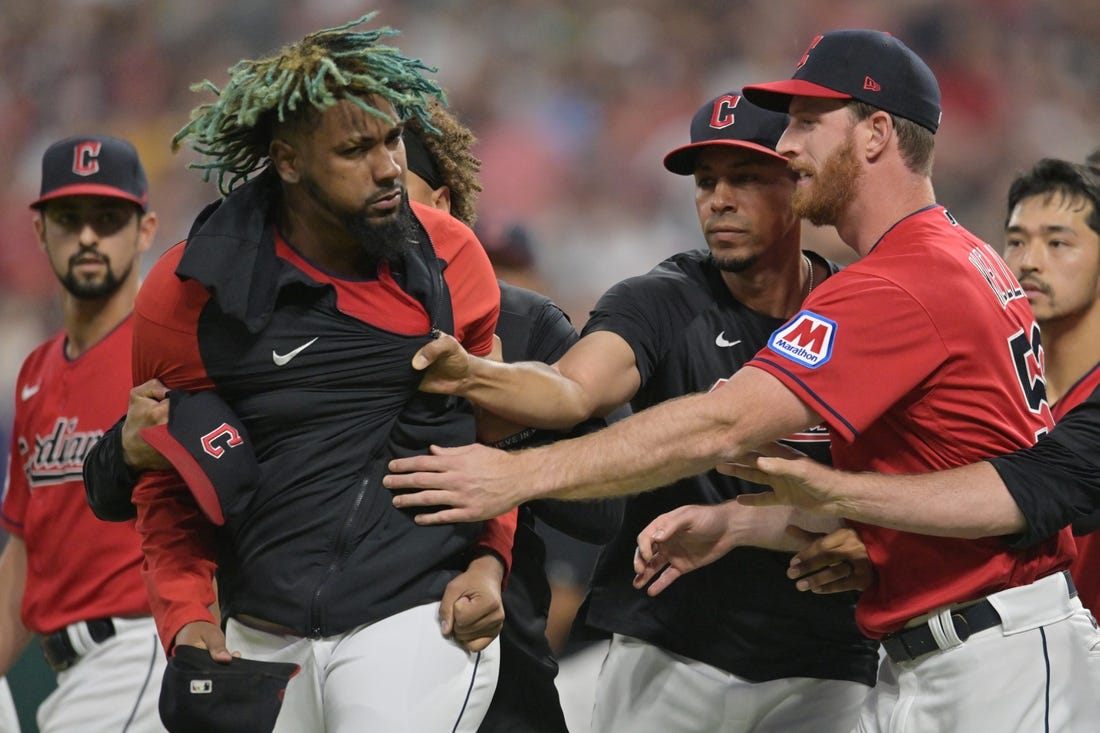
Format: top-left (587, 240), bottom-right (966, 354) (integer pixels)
top-left (128, 14), bottom-right (514, 731)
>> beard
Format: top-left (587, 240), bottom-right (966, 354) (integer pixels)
top-left (345, 195), bottom-right (417, 266)
top-left (59, 252), bottom-right (131, 300)
top-left (707, 251), bottom-right (758, 273)
top-left (792, 135), bottom-right (862, 227)
top-left (303, 176), bottom-right (416, 268)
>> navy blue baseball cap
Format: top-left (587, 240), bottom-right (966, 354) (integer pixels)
top-left (743, 30), bottom-right (942, 133)
top-left (32, 134), bottom-right (149, 210)
top-left (160, 645), bottom-right (300, 733)
top-left (663, 91), bottom-right (788, 175)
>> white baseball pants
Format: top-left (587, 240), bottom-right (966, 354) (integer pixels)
top-left (226, 602), bottom-right (499, 733)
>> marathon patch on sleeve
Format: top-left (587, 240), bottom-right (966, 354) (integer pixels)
top-left (767, 310), bottom-right (836, 368)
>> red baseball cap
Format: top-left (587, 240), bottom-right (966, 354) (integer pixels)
top-left (31, 135), bottom-right (149, 210)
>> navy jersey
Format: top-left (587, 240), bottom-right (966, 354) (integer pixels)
top-left (579, 249), bottom-right (878, 685)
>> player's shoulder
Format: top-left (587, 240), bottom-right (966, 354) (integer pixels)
top-left (17, 331), bottom-right (66, 381)
top-left (411, 201), bottom-right (477, 262)
top-left (499, 281), bottom-right (558, 316)
top-left (136, 241), bottom-right (211, 325)
top-left (611, 249), bottom-right (711, 297)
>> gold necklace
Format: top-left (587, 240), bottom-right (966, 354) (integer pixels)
top-left (803, 253), bottom-right (815, 295)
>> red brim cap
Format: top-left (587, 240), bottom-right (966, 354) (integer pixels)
top-left (31, 184), bottom-right (148, 210)
top-left (663, 139), bottom-right (787, 175)
top-left (742, 79), bottom-right (853, 114)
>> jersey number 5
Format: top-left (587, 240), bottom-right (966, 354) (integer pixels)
top-left (1008, 324), bottom-right (1051, 437)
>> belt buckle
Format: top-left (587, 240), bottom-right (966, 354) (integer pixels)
top-left (949, 612), bottom-right (972, 642)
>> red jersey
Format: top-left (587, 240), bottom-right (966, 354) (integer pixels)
top-left (1056, 362), bottom-right (1100, 616)
top-left (750, 206), bottom-right (1075, 637)
top-left (0, 318), bottom-right (150, 633)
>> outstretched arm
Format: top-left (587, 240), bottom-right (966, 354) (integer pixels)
top-left (631, 501), bottom-right (842, 595)
top-left (388, 366), bottom-right (819, 521)
top-left (415, 331), bottom-right (641, 430)
top-left (729, 451), bottom-right (1026, 538)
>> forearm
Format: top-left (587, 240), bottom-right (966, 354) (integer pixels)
top-left (526, 391), bottom-right (750, 502)
top-left (133, 471), bottom-right (219, 652)
top-left (0, 620), bottom-right (32, 678)
top-left (458, 358), bottom-right (596, 430)
top-left (725, 502), bottom-right (841, 553)
top-left (0, 539), bottom-right (31, 676)
top-left (832, 462), bottom-right (1026, 538)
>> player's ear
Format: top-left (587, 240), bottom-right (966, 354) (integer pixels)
top-left (269, 138), bottom-right (301, 184)
top-left (33, 212), bottom-right (47, 251)
top-left (864, 110), bottom-right (892, 162)
top-left (430, 185), bottom-right (452, 215)
top-left (137, 210), bottom-right (159, 254)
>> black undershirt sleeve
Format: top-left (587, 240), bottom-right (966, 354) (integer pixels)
top-left (990, 386), bottom-right (1100, 548)
top-left (83, 415), bottom-right (141, 521)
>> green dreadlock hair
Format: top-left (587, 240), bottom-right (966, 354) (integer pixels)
top-left (172, 12), bottom-right (444, 195)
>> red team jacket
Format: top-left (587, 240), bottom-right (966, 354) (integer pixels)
top-left (1056, 363), bottom-right (1100, 616)
top-left (750, 206), bottom-right (1076, 637)
top-left (1, 319), bottom-right (151, 633)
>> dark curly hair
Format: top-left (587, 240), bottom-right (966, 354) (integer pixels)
top-left (404, 99), bottom-right (483, 226)
top-left (172, 12), bottom-right (443, 195)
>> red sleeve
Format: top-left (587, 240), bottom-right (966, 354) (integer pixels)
top-left (474, 508), bottom-right (518, 581)
top-left (133, 471), bottom-right (218, 652)
top-left (131, 245), bottom-right (219, 651)
top-left (749, 273), bottom-right (945, 442)
top-left (416, 204), bottom-right (500, 357)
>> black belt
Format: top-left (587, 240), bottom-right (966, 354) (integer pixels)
top-left (882, 571), bottom-right (1077, 663)
top-left (40, 618), bottom-right (116, 672)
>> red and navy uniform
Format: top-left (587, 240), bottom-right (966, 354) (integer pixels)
top-left (750, 206), bottom-right (1075, 637)
top-left (130, 174), bottom-right (515, 651)
top-left (1055, 363), bottom-right (1100, 616)
top-left (1, 319), bottom-right (151, 634)
top-left (578, 249), bottom-right (879, 686)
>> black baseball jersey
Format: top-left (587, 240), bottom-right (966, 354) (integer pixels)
top-left (994, 384), bottom-right (1100, 545)
top-left (480, 281), bottom-right (622, 733)
top-left (579, 249), bottom-right (879, 685)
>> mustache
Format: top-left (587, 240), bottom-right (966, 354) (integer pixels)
top-left (69, 250), bottom-right (110, 268)
top-left (365, 186), bottom-right (404, 207)
top-left (1018, 275), bottom-right (1051, 296)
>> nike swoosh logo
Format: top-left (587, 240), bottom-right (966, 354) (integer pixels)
top-left (714, 332), bottom-right (741, 348)
top-left (21, 383), bottom-right (41, 401)
top-left (272, 337), bottom-right (319, 366)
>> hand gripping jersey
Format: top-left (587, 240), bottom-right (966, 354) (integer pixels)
top-left (1, 319), bottom-right (150, 633)
top-left (749, 206), bottom-right (1075, 637)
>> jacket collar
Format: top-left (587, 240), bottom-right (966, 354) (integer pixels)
top-left (176, 171), bottom-right (322, 334)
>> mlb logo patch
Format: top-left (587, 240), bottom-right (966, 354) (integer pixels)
top-left (190, 679), bottom-right (213, 694)
top-left (768, 310), bottom-right (836, 368)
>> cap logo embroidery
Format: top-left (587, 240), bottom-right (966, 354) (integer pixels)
top-left (190, 679), bottom-right (213, 694)
top-left (796, 35), bottom-right (824, 70)
top-left (709, 95), bottom-right (740, 129)
top-left (72, 141), bottom-right (102, 176)
top-left (768, 310), bottom-right (836, 368)
top-left (863, 76), bottom-right (882, 92)
top-left (201, 422), bottom-right (244, 459)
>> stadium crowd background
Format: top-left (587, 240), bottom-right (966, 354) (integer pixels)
top-left (2, 0), bottom-right (1099, 427)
